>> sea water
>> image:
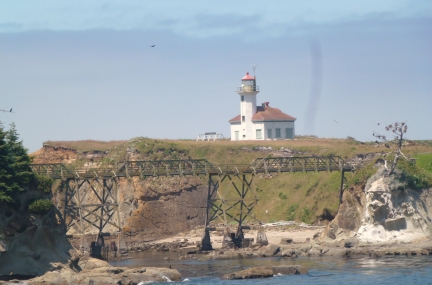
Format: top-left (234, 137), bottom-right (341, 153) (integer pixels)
top-left (110, 251), bottom-right (432, 284)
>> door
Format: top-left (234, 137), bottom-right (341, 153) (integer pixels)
top-left (235, 131), bottom-right (239, 141)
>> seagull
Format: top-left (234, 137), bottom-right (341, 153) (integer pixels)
top-left (333, 119), bottom-right (338, 123)
top-left (10, 108), bottom-right (12, 112)
top-left (377, 123), bottom-right (380, 125)
top-left (150, 45), bottom-right (155, 47)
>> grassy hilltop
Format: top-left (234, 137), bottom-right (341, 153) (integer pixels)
top-left (41, 137), bottom-right (432, 224)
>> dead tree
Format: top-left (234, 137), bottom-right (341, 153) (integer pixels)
top-left (373, 122), bottom-right (408, 175)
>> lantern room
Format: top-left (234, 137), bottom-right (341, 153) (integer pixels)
top-left (238, 72), bottom-right (258, 92)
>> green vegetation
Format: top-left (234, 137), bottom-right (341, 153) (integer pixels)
top-left (28, 199), bottom-right (53, 215)
top-left (414, 153), bottom-right (432, 173)
top-left (397, 158), bottom-right (432, 190)
top-left (286, 204), bottom-right (299, 221)
top-left (35, 175), bottom-right (54, 194)
top-left (0, 123), bottom-right (33, 202)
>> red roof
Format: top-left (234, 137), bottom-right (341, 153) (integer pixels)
top-left (242, 72), bottom-right (254, 80)
top-left (229, 105), bottom-right (296, 123)
top-left (252, 105), bottom-right (296, 121)
top-left (229, 114), bottom-right (241, 123)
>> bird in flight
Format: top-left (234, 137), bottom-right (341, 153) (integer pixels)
top-left (333, 119), bottom-right (338, 123)
top-left (150, 45), bottom-right (155, 47)
top-left (377, 123), bottom-right (380, 125)
top-left (0, 108), bottom-right (14, 113)
top-left (10, 108), bottom-right (12, 112)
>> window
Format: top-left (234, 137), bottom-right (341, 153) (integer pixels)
top-left (241, 95), bottom-right (244, 101)
top-left (256, 129), bottom-right (262, 139)
top-left (275, 128), bottom-right (281, 138)
top-left (242, 116), bottom-right (245, 122)
top-left (267, 129), bottom-right (272, 139)
top-left (285, 128), bottom-right (293, 139)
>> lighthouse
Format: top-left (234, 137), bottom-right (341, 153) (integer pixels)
top-left (237, 72), bottom-right (259, 140)
top-left (229, 71), bottom-right (296, 141)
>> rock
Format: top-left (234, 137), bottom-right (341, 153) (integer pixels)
top-left (272, 265), bottom-right (308, 275)
top-left (222, 266), bottom-right (274, 280)
top-left (343, 238), bottom-right (359, 248)
top-left (280, 238), bottom-right (293, 244)
top-left (82, 258), bottom-right (111, 270)
top-left (26, 266), bottom-right (181, 284)
top-left (258, 244), bottom-right (280, 257)
top-left (222, 265), bottom-right (308, 280)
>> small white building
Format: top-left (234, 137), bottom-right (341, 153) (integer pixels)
top-left (229, 72), bottom-right (296, 141)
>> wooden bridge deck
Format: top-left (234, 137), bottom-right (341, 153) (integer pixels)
top-left (30, 156), bottom-right (354, 179)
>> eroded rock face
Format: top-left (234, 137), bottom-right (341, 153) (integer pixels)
top-left (62, 175), bottom-right (207, 247)
top-left (323, 166), bottom-right (432, 244)
top-left (0, 195), bottom-right (72, 277)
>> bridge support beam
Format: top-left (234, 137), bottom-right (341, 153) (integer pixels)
top-left (62, 177), bottom-right (122, 255)
top-left (202, 173), bottom-right (259, 249)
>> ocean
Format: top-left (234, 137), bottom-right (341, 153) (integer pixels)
top-left (110, 251), bottom-right (432, 284)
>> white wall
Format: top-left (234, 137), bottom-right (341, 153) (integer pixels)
top-left (240, 93), bottom-right (257, 140)
top-left (230, 123), bottom-right (241, 141)
top-left (255, 121), bottom-right (295, 140)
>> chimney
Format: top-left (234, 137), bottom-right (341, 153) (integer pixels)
top-left (265, 102), bottom-right (269, 106)
top-left (261, 103), bottom-right (266, 108)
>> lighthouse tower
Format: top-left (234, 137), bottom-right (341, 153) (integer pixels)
top-left (236, 72), bottom-right (259, 140)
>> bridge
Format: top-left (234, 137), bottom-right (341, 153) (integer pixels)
top-left (30, 156), bottom-right (355, 250)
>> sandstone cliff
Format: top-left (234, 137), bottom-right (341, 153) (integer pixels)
top-left (324, 164), bottom-right (432, 244)
top-left (0, 190), bottom-right (72, 278)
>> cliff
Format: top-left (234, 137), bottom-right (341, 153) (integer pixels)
top-left (0, 190), bottom-right (72, 278)
top-left (323, 163), bottom-right (432, 244)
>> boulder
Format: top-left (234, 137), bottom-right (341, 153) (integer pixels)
top-left (222, 266), bottom-right (274, 280)
top-left (280, 238), bottom-right (293, 244)
top-left (222, 265), bottom-right (308, 280)
top-left (258, 244), bottom-right (280, 257)
top-left (272, 265), bottom-right (308, 275)
top-left (26, 266), bottom-right (181, 284)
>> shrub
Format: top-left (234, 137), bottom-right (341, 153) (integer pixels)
top-left (35, 175), bottom-right (54, 193)
top-left (278, 192), bottom-right (287, 200)
top-left (287, 204), bottom-right (299, 221)
top-left (301, 207), bottom-right (313, 224)
top-left (28, 199), bottom-right (53, 215)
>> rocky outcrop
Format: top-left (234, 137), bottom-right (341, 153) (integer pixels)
top-left (323, 165), bottom-right (432, 244)
top-left (221, 265), bottom-right (308, 280)
top-left (0, 192), bottom-right (72, 278)
top-left (125, 176), bottom-right (207, 241)
top-left (22, 259), bottom-right (181, 285)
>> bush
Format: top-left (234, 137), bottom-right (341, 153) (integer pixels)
top-left (35, 175), bottom-right (54, 193)
top-left (397, 159), bottom-right (431, 190)
top-left (28, 199), bottom-right (52, 215)
top-left (287, 204), bottom-right (299, 221)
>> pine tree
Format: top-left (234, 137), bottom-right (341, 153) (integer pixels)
top-left (6, 123), bottom-right (33, 190)
top-left (0, 122), bottom-right (33, 202)
top-left (0, 122), bottom-right (13, 202)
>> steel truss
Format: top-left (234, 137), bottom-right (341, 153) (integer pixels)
top-left (62, 178), bottom-right (121, 235)
top-left (206, 173), bottom-right (259, 228)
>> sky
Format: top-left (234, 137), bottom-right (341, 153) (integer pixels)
top-left (0, 1), bottom-right (431, 152)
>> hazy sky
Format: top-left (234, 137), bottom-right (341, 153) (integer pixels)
top-left (1, 1), bottom-right (431, 152)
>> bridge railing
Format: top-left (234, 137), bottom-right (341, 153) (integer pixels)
top-left (250, 156), bottom-right (353, 173)
top-left (30, 156), bottom-right (355, 179)
top-left (116, 159), bottom-right (219, 176)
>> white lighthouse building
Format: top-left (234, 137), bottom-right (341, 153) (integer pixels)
top-left (229, 72), bottom-right (296, 141)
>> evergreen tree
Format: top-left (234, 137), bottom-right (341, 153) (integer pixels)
top-left (0, 122), bottom-right (13, 202)
top-left (0, 122), bottom-right (33, 202)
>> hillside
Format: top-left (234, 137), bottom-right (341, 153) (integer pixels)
top-left (31, 137), bottom-right (432, 225)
